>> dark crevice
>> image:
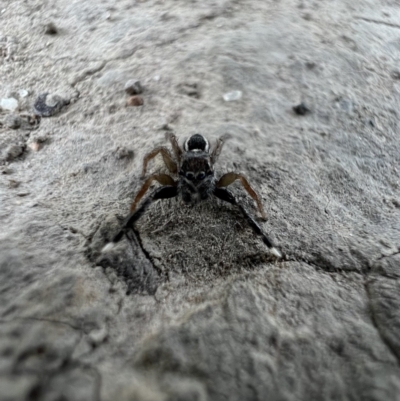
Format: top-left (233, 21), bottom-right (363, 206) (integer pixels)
top-left (0, 316), bottom-right (83, 332)
top-left (4, 316), bottom-right (103, 401)
top-left (116, 297), bottom-right (124, 315)
top-left (285, 254), bottom-right (400, 367)
top-left (356, 16), bottom-right (400, 29)
top-left (92, 222), bottom-right (160, 296)
top-left (84, 221), bottom-right (103, 251)
top-left (128, 228), bottom-right (161, 274)
top-left (21, 335), bottom-right (101, 401)
top-left (284, 254), bottom-right (364, 276)
top-left (376, 249), bottom-right (400, 261)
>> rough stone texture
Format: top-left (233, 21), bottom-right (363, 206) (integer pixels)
top-left (0, 0), bottom-right (400, 400)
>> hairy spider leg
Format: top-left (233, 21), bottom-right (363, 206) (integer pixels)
top-left (111, 186), bottom-right (178, 244)
top-left (216, 172), bottom-right (267, 220)
top-left (210, 134), bottom-right (229, 164)
top-left (141, 147), bottom-right (178, 177)
top-left (166, 132), bottom-right (183, 162)
top-left (131, 174), bottom-right (177, 212)
top-left (213, 188), bottom-right (281, 258)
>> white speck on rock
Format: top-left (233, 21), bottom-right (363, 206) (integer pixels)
top-left (0, 97), bottom-right (19, 111)
top-left (223, 90), bottom-right (242, 102)
top-left (18, 89), bottom-right (29, 98)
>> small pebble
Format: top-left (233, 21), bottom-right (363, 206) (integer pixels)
top-left (124, 79), bottom-right (143, 95)
top-left (33, 93), bottom-right (69, 117)
top-left (0, 98), bottom-right (19, 112)
top-left (4, 114), bottom-right (22, 129)
top-left (391, 198), bottom-right (400, 208)
top-left (1, 167), bottom-right (13, 174)
top-left (24, 114), bottom-right (41, 126)
top-left (29, 132), bottom-right (49, 144)
top-left (223, 90), bottom-right (242, 102)
top-left (28, 142), bottom-right (41, 152)
top-left (88, 327), bottom-right (108, 346)
top-left (126, 96), bottom-right (144, 107)
top-left (305, 61), bottom-right (316, 69)
top-left (293, 103), bottom-right (311, 115)
top-left (45, 22), bottom-right (58, 35)
top-left (8, 180), bottom-right (20, 189)
top-left (113, 146), bottom-right (134, 160)
top-left (159, 122), bottom-right (173, 131)
top-left (6, 144), bottom-right (25, 161)
top-left (179, 83), bottom-right (199, 98)
top-left (18, 89), bottom-right (29, 98)
top-left (391, 70), bottom-right (400, 80)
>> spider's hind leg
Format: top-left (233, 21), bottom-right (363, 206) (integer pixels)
top-left (213, 187), bottom-right (281, 258)
top-left (106, 185), bottom-right (178, 247)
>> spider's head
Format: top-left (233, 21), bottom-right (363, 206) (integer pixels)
top-left (184, 134), bottom-right (209, 153)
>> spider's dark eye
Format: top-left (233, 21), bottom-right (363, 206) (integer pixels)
top-left (197, 172), bottom-right (206, 180)
top-left (186, 172), bottom-right (195, 180)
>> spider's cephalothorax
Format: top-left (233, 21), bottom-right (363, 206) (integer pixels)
top-left (105, 133), bottom-right (281, 258)
top-left (179, 135), bottom-right (215, 204)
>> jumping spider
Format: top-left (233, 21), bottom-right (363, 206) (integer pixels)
top-left (104, 133), bottom-right (281, 258)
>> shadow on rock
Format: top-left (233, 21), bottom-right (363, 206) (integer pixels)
top-left (87, 215), bottom-right (160, 295)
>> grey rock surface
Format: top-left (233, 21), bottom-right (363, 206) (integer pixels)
top-left (0, 0), bottom-right (399, 400)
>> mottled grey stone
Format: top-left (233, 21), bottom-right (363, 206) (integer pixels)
top-left (1, 0), bottom-right (400, 400)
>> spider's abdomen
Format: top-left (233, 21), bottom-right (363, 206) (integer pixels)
top-left (184, 134), bottom-right (209, 152)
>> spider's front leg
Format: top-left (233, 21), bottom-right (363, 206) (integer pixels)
top-left (216, 172), bottom-right (267, 220)
top-left (166, 132), bottom-right (182, 163)
top-left (141, 133), bottom-right (183, 177)
top-left (141, 147), bottom-right (177, 177)
top-left (104, 185), bottom-right (178, 248)
top-left (210, 134), bottom-right (230, 165)
top-left (213, 187), bottom-right (282, 258)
